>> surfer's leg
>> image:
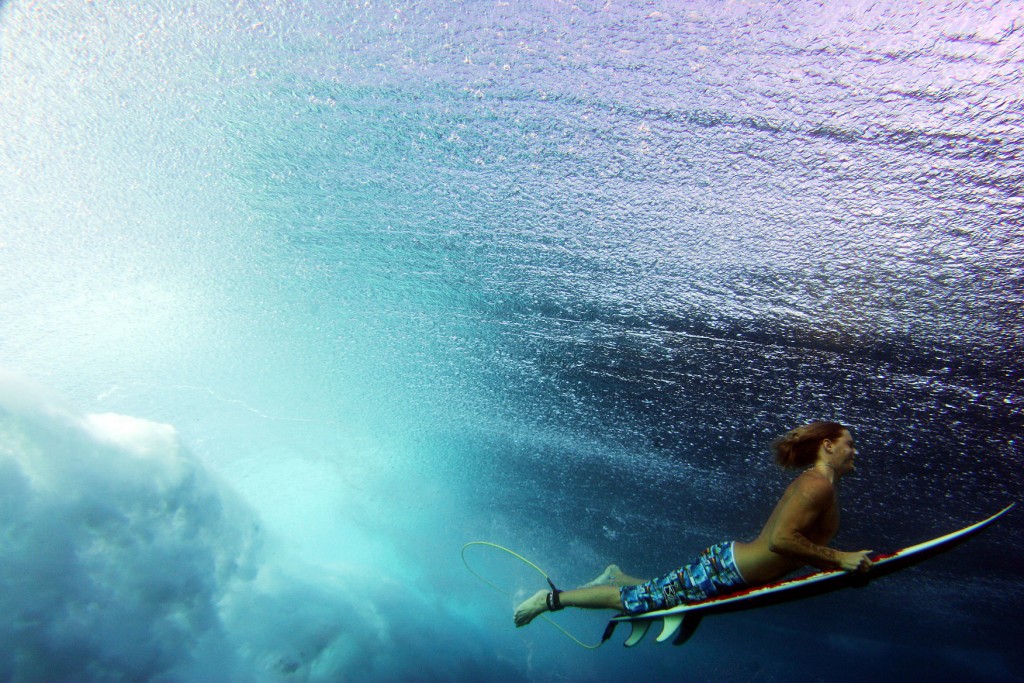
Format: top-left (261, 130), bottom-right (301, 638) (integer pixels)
top-left (514, 585), bottom-right (624, 627)
top-left (560, 585), bottom-right (625, 610)
top-left (614, 570), bottom-right (646, 586)
top-left (579, 564), bottom-right (646, 588)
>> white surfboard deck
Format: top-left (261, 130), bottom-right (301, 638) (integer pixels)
top-left (603, 503), bottom-right (1014, 647)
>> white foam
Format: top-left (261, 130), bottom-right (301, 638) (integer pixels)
top-left (0, 373), bottom-right (510, 681)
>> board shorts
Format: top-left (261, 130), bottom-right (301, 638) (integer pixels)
top-left (619, 541), bottom-right (747, 615)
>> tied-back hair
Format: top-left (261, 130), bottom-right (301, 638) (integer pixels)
top-left (771, 421), bottom-right (848, 469)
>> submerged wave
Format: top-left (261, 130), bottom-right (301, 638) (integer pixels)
top-left (0, 373), bottom-right (516, 682)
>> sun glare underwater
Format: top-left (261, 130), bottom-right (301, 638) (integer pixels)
top-left (1, 1), bottom-right (1023, 681)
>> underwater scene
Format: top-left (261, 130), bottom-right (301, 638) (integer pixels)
top-left (1, 0), bottom-right (1022, 681)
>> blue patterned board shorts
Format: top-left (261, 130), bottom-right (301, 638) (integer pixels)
top-left (619, 541), bottom-right (747, 615)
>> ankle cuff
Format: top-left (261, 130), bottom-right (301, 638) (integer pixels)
top-left (545, 577), bottom-right (564, 611)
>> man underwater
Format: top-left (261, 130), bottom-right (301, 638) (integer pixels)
top-left (514, 422), bottom-right (874, 626)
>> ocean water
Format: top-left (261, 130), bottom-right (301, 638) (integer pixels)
top-left (1, 0), bottom-right (1022, 681)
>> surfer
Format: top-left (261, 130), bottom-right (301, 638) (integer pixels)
top-left (514, 421), bottom-right (874, 627)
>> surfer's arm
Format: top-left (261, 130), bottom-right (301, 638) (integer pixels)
top-left (768, 479), bottom-right (873, 572)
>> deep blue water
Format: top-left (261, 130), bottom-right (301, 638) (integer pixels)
top-left (1, 1), bottom-right (1022, 681)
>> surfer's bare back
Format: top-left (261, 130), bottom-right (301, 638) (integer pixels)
top-left (514, 422), bottom-right (874, 627)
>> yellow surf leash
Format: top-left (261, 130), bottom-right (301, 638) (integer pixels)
top-left (461, 541), bottom-right (604, 649)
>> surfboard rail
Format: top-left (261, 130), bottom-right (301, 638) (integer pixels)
top-left (603, 503), bottom-right (1015, 647)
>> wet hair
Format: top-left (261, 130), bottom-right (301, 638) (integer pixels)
top-left (771, 421), bottom-right (848, 469)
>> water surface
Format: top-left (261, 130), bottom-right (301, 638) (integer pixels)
top-left (1, 1), bottom-right (1021, 681)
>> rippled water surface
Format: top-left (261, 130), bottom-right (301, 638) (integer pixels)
top-left (1, 1), bottom-right (1022, 681)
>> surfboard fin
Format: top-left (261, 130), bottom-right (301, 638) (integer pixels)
top-left (624, 620), bottom-right (652, 647)
top-left (655, 615), bottom-right (683, 642)
top-left (672, 613), bottom-right (703, 646)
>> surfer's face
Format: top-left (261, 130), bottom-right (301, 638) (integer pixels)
top-left (827, 430), bottom-right (857, 474)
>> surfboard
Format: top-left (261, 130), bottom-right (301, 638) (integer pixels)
top-left (602, 503), bottom-right (1015, 647)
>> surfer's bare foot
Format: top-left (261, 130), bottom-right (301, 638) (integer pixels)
top-left (580, 564), bottom-right (623, 588)
top-left (514, 590), bottom-right (548, 627)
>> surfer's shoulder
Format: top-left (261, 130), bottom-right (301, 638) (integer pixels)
top-left (793, 470), bottom-right (835, 505)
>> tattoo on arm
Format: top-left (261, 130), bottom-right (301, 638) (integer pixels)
top-left (788, 533), bottom-right (840, 569)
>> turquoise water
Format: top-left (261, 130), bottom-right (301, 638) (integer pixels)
top-left (1, 1), bottom-right (1022, 680)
